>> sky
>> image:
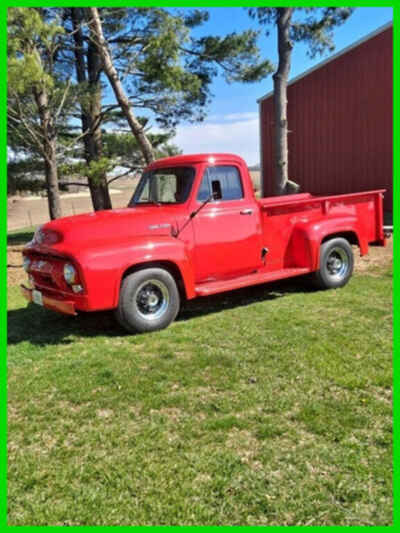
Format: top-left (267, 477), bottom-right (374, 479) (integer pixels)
top-left (167, 7), bottom-right (393, 166)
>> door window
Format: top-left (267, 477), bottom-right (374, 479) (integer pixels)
top-left (197, 166), bottom-right (243, 202)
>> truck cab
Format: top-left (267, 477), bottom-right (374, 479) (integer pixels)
top-left (158, 154), bottom-right (264, 283)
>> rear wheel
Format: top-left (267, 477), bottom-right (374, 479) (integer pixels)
top-left (313, 237), bottom-right (354, 289)
top-left (115, 268), bottom-right (180, 333)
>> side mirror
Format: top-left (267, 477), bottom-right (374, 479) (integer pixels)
top-left (211, 180), bottom-right (222, 201)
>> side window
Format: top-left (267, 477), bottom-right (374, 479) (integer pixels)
top-left (203, 166), bottom-right (243, 201)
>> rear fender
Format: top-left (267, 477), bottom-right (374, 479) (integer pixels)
top-left (290, 216), bottom-right (364, 270)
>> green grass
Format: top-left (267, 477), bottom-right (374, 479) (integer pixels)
top-left (7, 227), bottom-right (35, 246)
top-left (7, 261), bottom-right (392, 525)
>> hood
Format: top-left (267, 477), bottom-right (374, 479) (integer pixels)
top-left (32, 206), bottom-right (182, 249)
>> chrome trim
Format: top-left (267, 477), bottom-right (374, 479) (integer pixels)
top-left (326, 247), bottom-right (349, 281)
top-left (135, 279), bottom-right (169, 321)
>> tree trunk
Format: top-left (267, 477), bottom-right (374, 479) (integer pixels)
top-left (33, 87), bottom-right (62, 219)
top-left (71, 7), bottom-right (112, 211)
top-left (44, 143), bottom-right (62, 220)
top-left (273, 8), bottom-right (298, 196)
top-left (87, 7), bottom-right (155, 165)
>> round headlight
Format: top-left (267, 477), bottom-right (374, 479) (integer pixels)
top-left (63, 263), bottom-right (77, 285)
top-left (23, 256), bottom-right (31, 272)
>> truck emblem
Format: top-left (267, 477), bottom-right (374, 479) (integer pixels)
top-left (148, 223), bottom-right (171, 230)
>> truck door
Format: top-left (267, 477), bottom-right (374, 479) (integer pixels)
top-left (192, 165), bottom-right (263, 282)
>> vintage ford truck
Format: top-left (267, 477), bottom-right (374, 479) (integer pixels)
top-left (21, 153), bottom-right (387, 332)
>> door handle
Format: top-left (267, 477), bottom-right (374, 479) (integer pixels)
top-left (240, 209), bottom-right (253, 215)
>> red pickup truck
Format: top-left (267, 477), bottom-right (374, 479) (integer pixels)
top-left (21, 153), bottom-right (386, 333)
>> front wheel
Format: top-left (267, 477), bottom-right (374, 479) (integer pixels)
top-left (115, 268), bottom-right (180, 333)
top-left (312, 237), bottom-right (354, 289)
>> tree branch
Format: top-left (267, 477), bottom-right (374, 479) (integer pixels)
top-left (54, 79), bottom-right (71, 119)
top-left (106, 166), bottom-right (142, 185)
top-left (8, 96), bottom-right (46, 155)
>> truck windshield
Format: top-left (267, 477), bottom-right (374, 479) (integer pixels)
top-left (129, 166), bottom-right (195, 206)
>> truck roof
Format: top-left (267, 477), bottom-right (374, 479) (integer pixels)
top-left (148, 153), bottom-right (247, 168)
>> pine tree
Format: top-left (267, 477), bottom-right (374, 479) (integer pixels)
top-left (61, 7), bottom-right (273, 209)
top-left (7, 7), bottom-right (71, 219)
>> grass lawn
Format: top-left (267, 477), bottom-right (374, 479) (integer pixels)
top-left (7, 234), bottom-right (392, 525)
top-left (7, 227), bottom-right (36, 246)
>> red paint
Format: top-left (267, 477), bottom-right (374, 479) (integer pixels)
top-left (260, 25), bottom-right (393, 212)
top-left (21, 153), bottom-right (386, 316)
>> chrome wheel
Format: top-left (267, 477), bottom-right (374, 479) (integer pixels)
top-left (135, 279), bottom-right (169, 321)
top-left (326, 246), bottom-right (349, 281)
top-left (116, 268), bottom-right (180, 333)
top-left (313, 238), bottom-right (354, 290)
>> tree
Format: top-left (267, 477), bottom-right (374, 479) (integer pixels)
top-left (88, 7), bottom-right (156, 165)
top-left (69, 7), bottom-right (112, 210)
top-left (60, 7), bottom-right (273, 209)
top-left (58, 125), bottom-right (181, 189)
top-left (249, 8), bottom-right (355, 195)
top-left (84, 8), bottom-right (273, 128)
top-left (7, 7), bottom-right (72, 219)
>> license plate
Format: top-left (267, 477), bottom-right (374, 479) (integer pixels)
top-left (32, 289), bottom-right (43, 306)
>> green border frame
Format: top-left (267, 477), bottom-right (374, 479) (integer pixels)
top-left (1, 1), bottom-right (397, 529)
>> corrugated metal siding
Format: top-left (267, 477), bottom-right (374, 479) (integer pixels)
top-left (260, 27), bottom-right (393, 212)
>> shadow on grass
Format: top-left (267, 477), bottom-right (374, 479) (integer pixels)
top-left (7, 305), bottom-right (120, 347)
top-left (8, 276), bottom-right (315, 347)
top-left (7, 230), bottom-right (35, 247)
top-left (178, 276), bottom-right (314, 321)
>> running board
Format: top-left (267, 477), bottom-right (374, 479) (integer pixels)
top-left (195, 267), bottom-right (311, 296)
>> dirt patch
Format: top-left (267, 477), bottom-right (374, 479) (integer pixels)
top-left (151, 407), bottom-right (183, 423)
top-left (353, 239), bottom-right (393, 275)
top-left (226, 428), bottom-right (262, 469)
top-left (7, 245), bottom-right (26, 287)
top-left (96, 408), bottom-right (114, 419)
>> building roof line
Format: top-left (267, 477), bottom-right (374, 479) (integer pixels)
top-left (257, 20), bottom-right (393, 103)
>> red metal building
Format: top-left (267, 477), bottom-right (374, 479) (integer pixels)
top-left (259, 22), bottom-right (393, 213)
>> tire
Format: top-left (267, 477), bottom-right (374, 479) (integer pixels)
top-left (312, 237), bottom-right (354, 290)
top-left (115, 268), bottom-right (180, 333)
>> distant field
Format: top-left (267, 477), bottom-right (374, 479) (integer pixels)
top-left (7, 177), bottom-right (138, 231)
top-left (7, 230), bottom-right (392, 526)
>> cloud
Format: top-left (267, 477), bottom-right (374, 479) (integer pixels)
top-left (207, 111), bottom-right (259, 123)
top-left (223, 112), bottom-right (259, 122)
top-left (172, 112), bottom-right (260, 166)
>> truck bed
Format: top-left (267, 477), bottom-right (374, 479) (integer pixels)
top-left (256, 189), bottom-right (385, 271)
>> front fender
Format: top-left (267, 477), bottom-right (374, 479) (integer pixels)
top-left (289, 216), bottom-right (363, 270)
top-left (73, 235), bottom-right (195, 310)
